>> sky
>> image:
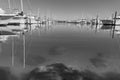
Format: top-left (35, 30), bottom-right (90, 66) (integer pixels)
top-left (0, 0), bottom-right (120, 20)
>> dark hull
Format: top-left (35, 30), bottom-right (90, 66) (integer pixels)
top-left (101, 20), bottom-right (113, 25)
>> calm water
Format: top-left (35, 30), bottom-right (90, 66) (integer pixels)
top-left (0, 23), bottom-right (120, 73)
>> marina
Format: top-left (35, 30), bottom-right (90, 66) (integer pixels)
top-left (1, 0), bottom-right (120, 80)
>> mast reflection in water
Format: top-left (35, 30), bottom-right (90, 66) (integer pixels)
top-left (0, 23), bottom-right (120, 80)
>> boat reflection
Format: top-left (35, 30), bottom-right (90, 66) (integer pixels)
top-left (0, 22), bottom-right (53, 43)
top-left (0, 27), bottom-right (19, 42)
top-left (2, 23), bottom-right (120, 42)
top-left (97, 24), bottom-right (120, 38)
top-left (100, 25), bottom-right (113, 30)
top-left (114, 25), bottom-right (120, 36)
top-left (1, 23), bottom-right (120, 73)
top-left (7, 24), bottom-right (26, 30)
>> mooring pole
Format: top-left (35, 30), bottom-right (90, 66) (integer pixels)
top-left (96, 15), bottom-right (99, 26)
top-left (112, 11), bottom-right (117, 38)
top-left (109, 13), bottom-right (114, 36)
top-left (95, 15), bottom-right (98, 33)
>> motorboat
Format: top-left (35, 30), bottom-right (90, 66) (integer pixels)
top-left (0, 13), bottom-right (17, 25)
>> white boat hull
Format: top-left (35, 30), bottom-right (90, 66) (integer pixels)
top-left (115, 26), bottom-right (120, 31)
top-left (0, 14), bottom-right (16, 25)
top-left (8, 16), bottom-right (27, 25)
top-left (27, 17), bottom-right (37, 24)
top-left (0, 20), bottom-right (9, 25)
top-left (116, 19), bottom-right (120, 26)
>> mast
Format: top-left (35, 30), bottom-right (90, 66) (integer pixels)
top-left (37, 8), bottom-right (40, 20)
top-left (20, 0), bottom-right (24, 12)
top-left (37, 8), bottom-right (40, 24)
top-left (8, 0), bottom-right (11, 12)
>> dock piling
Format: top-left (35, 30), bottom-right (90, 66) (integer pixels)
top-left (112, 11), bottom-right (117, 38)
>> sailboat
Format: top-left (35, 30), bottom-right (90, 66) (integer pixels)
top-left (0, 13), bottom-right (17, 26)
top-left (112, 12), bottom-right (120, 32)
top-left (27, 10), bottom-right (37, 24)
top-left (115, 15), bottom-right (120, 26)
top-left (8, 0), bottom-right (28, 25)
top-left (0, 0), bottom-right (21, 26)
top-left (27, 15), bottom-right (37, 24)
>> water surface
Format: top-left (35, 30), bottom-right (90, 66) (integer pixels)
top-left (0, 24), bottom-right (120, 74)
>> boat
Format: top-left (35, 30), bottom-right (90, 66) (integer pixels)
top-left (0, 0), bottom-right (26, 26)
top-left (27, 15), bottom-right (37, 24)
top-left (8, 11), bottom-right (27, 25)
top-left (8, 0), bottom-right (28, 25)
top-left (101, 19), bottom-right (113, 25)
top-left (115, 16), bottom-right (120, 26)
top-left (0, 0), bottom-right (17, 26)
top-left (0, 13), bottom-right (17, 26)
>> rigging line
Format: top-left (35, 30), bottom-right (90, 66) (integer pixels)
top-left (11, 0), bottom-right (20, 12)
top-left (8, 0), bottom-right (11, 10)
top-left (27, 0), bottom-right (32, 12)
top-left (20, 0), bottom-right (24, 11)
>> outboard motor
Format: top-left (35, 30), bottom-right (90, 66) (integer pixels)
top-left (16, 11), bottom-right (24, 16)
top-left (18, 11), bottom-right (24, 16)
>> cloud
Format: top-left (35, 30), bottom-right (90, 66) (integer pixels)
top-left (0, 8), bottom-right (5, 14)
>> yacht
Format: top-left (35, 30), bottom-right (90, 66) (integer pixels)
top-left (7, 0), bottom-right (28, 25)
top-left (115, 16), bottom-right (120, 26)
top-left (8, 11), bottom-right (27, 25)
top-left (101, 19), bottom-right (113, 25)
top-left (0, 12), bottom-right (18, 25)
top-left (0, 0), bottom-right (26, 25)
top-left (27, 16), bottom-right (37, 24)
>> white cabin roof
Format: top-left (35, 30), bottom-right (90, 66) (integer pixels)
top-left (0, 13), bottom-right (16, 16)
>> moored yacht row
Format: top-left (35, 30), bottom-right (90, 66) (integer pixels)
top-left (0, 11), bottom-right (46, 26)
top-left (0, 0), bottom-right (54, 26)
top-left (0, 12), bottom-right (54, 26)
